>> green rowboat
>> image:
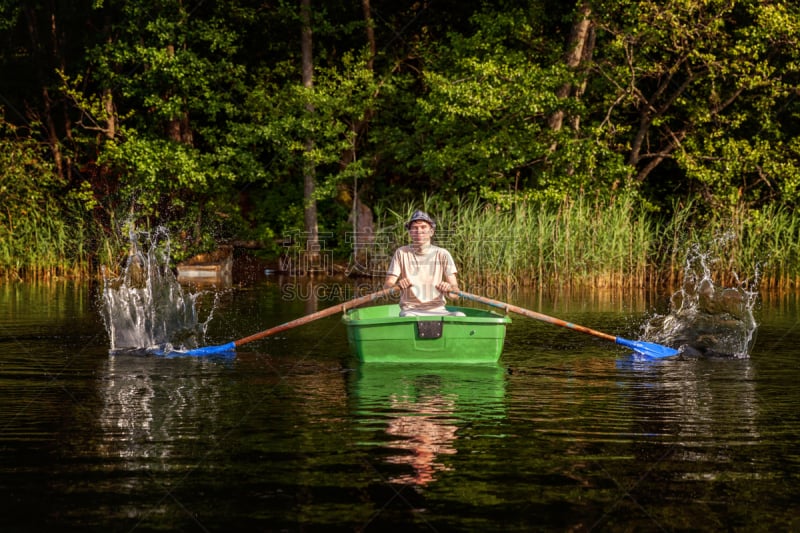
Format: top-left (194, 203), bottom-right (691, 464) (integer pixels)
top-left (342, 304), bottom-right (511, 363)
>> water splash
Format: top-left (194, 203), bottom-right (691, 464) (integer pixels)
top-left (100, 226), bottom-right (215, 355)
top-left (642, 243), bottom-right (759, 358)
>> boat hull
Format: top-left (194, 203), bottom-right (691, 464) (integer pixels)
top-left (342, 304), bottom-right (511, 363)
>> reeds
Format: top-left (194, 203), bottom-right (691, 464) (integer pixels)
top-left (4, 192), bottom-right (800, 290)
top-left (0, 210), bottom-right (91, 282)
top-left (376, 195), bottom-right (800, 291)
top-left (376, 195), bottom-right (656, 290)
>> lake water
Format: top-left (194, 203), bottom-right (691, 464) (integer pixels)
top-left (1, 278), bottom-right (800, 531)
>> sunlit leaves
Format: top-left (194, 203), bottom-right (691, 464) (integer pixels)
top-left (387, 8), bottom-right (566, 196)
top-left (243, 48), bottom-right (381, 198)
top-left (586, 0), bottom-right (800, 210)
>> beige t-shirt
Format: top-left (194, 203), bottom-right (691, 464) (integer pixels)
top-left (387, 245), bottom-right (458, 311)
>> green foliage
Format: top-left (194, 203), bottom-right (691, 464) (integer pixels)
top-left (2, 0), bottom-right (800, 283)
top-left (376, 8), bottom-right (565, 197)
top-left (0, 114), bottom-right (89, 278)
top-left (241, 49), bottom-right (381, 197)
top-left (100, 132), bottom-right (208, 205)
top-left (65, 0), bottom-right (261, 259)
top-left (588, 0), bottom-right (800, 209)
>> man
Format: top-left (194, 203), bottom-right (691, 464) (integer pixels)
top-left (383, 210), bottom-right (463, 316)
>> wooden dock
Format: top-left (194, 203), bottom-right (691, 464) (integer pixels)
top-left (176, 246), bottom-right (233, 286)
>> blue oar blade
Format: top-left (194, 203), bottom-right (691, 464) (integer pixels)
top-left (615, 337), bottom-right (679, 359)
top-left (178, 341), bottom-right (237, 357)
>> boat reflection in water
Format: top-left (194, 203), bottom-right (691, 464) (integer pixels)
top-left (350, 363), bottom-right (507, 486)
top-left (383, 389), bottom-right (458, 486)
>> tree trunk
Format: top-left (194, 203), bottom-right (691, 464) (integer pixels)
top-left (548, 2), bottom-right (593, 133)
top-left (341, 0), bottom-right (378, 273)
top-left (103, 88), bottom-right (116, 139)
top-left (362, 0), bottom-right (376, 71)
top-left (165, 43), bottom-right (194, 146)
top-left (300, 0), bottom-right (320, 268)
top-left (23, 4), bottom-right (66, 181)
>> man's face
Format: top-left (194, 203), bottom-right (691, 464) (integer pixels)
top-left (408, 220), bottom-right (433, 245)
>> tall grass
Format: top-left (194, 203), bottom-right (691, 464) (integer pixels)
top-left (659, 201), bottom-right (800, 291)
top-left (0, 215), bottom-right (90, 282)
top-left (375, 195), bottom-right (800, 291)
top-left (376, 196), bottom-right (657, 290)
top-left (0, 116), bottom-right (97, 282)
top-left (4, 191), bottom-right (800, 291)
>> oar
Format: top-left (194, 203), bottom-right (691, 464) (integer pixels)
top-left (450, 290), bottom-right (679, 359)
top-left (177, 287), bottom-right (395, 356)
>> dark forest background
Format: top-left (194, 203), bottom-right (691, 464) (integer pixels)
top-left (1, 0), bottom-right (799, 287)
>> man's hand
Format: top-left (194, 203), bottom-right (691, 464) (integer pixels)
top-left (396, 277), bottom-right (412, 289)
top-left (436, 281), bottom-right (458, 296)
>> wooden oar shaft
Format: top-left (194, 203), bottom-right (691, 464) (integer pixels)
top-left (232, 287), bottom-right (395, 348)
top-left (451, 290), bottom-right (617, 342)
